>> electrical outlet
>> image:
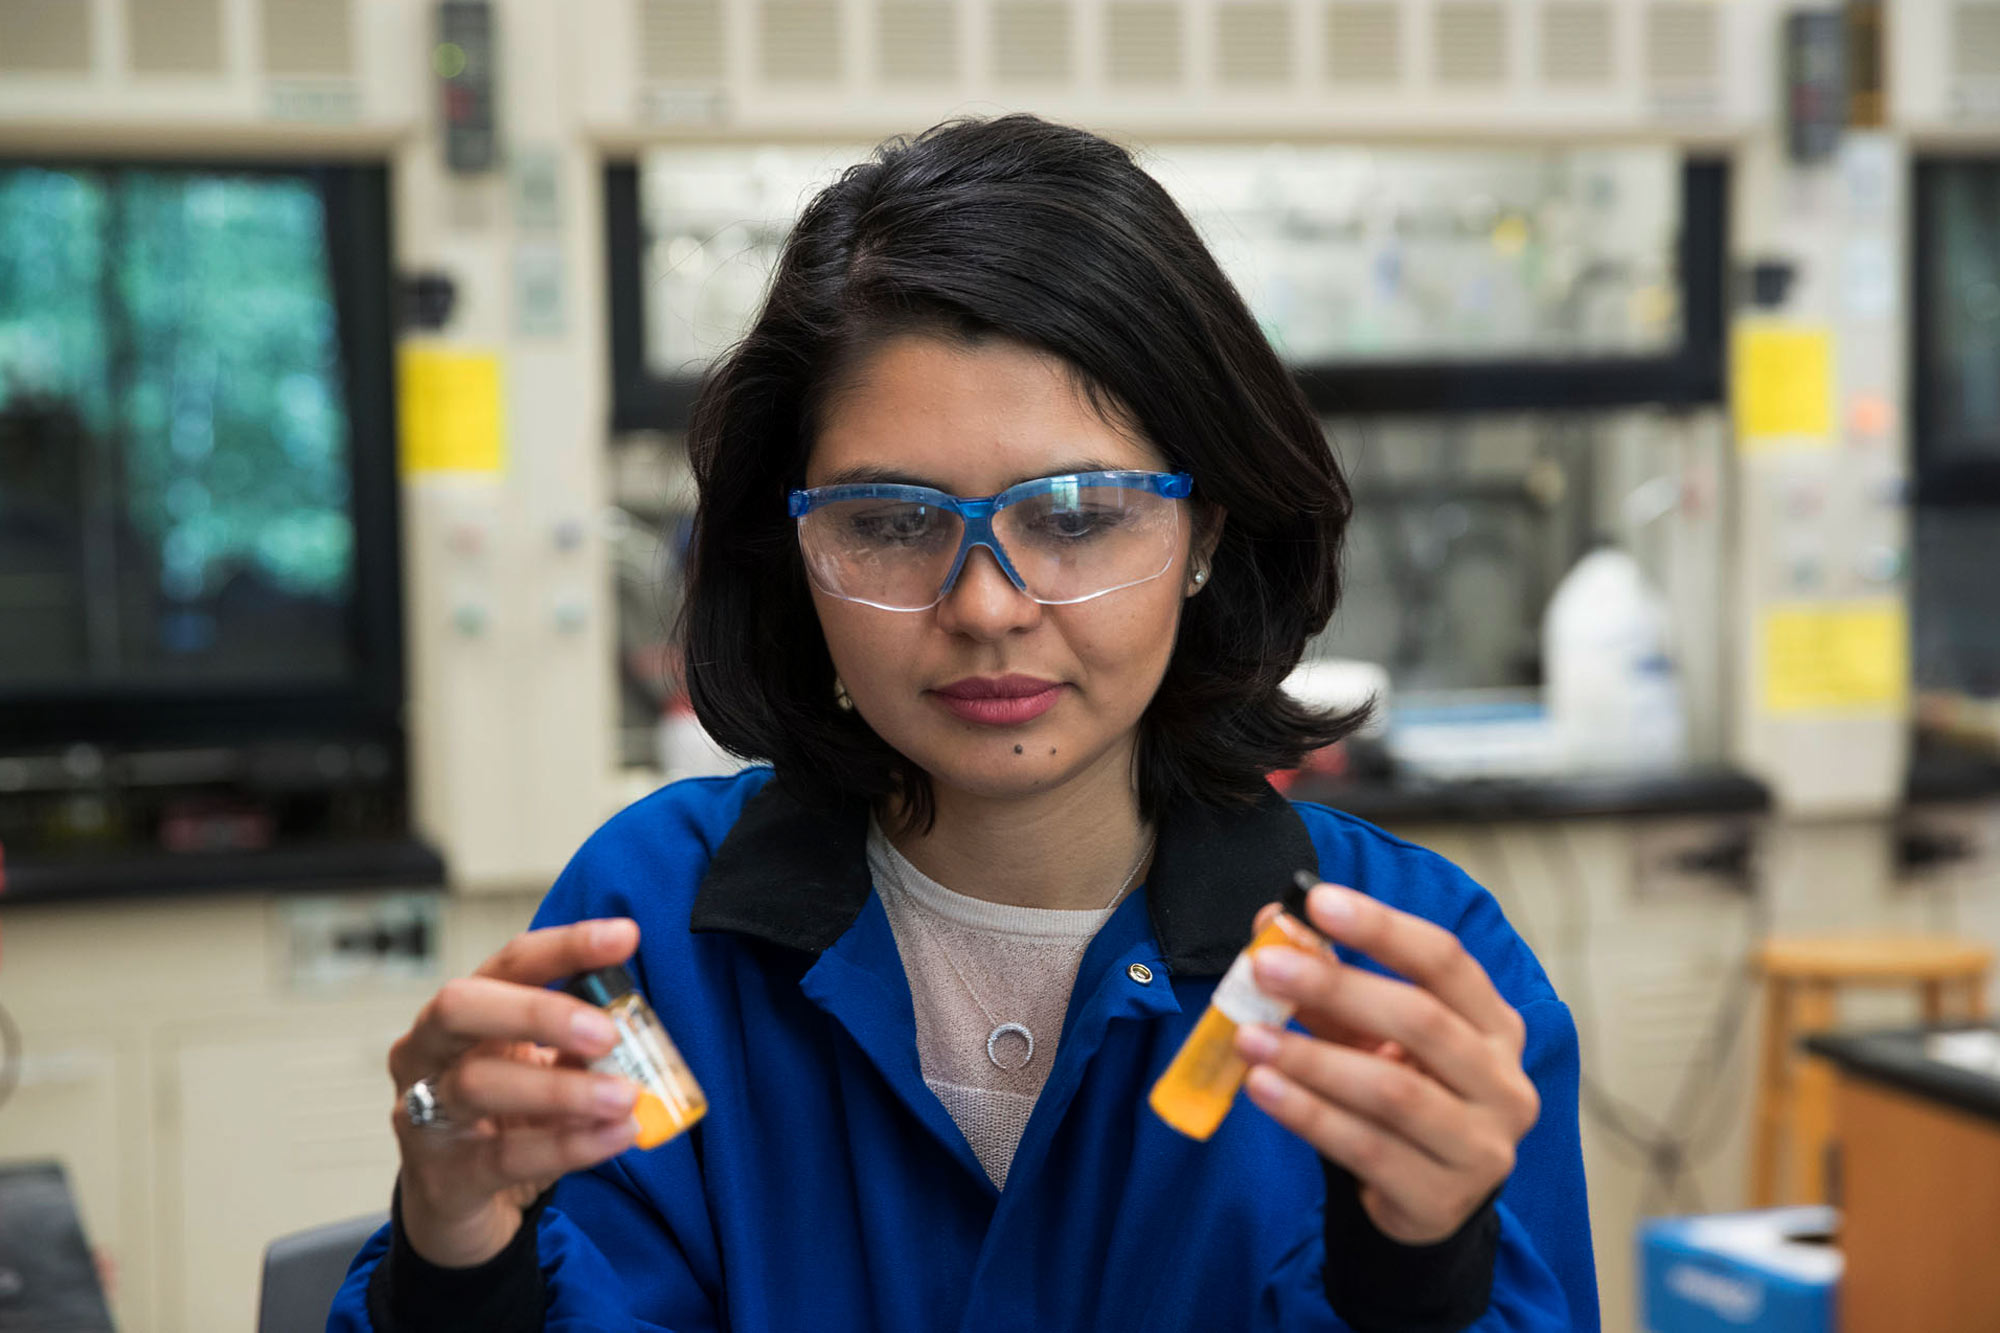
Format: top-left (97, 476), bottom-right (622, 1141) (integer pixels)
top-left (275, 893), bottom-right (443, 992)
top-left (1632, 818), bottom-right (1760, 897)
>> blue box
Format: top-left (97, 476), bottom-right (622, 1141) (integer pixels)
top-left (1639, 1206), bottom-right (1841, 1332)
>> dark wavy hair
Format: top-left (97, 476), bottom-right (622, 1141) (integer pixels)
top-left (679, 113), bottom-right (1366, 826)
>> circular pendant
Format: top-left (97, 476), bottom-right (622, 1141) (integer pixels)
top-left (986, 1022), bottom-right (1034, 1072)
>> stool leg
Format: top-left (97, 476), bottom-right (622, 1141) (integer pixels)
top-left (1750, 978), bottom-right (1789, 1209)
top-left (1792, 981), bottom-right (1838, 1205)
top-left (1922, 979), bottom-right (1946, 1025)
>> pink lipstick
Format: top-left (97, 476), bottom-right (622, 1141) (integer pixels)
top-left (929, 674), bottom-right (1064, 727)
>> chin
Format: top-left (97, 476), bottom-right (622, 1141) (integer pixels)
top-left (898, 730), bottom-right (1083, 799)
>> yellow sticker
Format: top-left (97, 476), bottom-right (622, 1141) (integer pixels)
top-left (398, 345), bottom-right (506, 475)
top-left (1761, 600), bottom-right (1908, 714)
top-left (1732, 325), bottom-right (1834, 449)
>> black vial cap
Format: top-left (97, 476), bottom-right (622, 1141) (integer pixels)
top-left (563, 963), bottom-right (636, 1008)
top-left (1285, 869), bottom-right (1324, 934)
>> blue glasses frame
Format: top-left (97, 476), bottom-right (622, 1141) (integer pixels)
top-left (787, 469), bottom-right (1194, 610)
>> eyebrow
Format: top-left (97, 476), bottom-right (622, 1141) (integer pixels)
top-left (814, 459), bottom-right (1127, 492)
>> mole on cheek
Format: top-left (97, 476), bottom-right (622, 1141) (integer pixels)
top-left (1048, 747), bottom-right (1057, 756)
top-left (1013, 745), bottom-right (1024, 755)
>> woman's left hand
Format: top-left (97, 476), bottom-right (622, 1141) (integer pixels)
top-left (1232, 881), bottom-right (1540, 1246)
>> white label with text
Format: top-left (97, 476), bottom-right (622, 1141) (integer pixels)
top-left (1211, 949), bottom-right (1297, 1028)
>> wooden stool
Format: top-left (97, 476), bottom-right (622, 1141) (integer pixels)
top-left (1749, 935), bottom-right (1992, 1207)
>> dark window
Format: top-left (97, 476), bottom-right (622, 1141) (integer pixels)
top-left (1913, 157), bottom-right (2000, 695)
top-left (604, 152), bottom-right (1726, 431)
top-left (0, 159), bottom-right (403, 754)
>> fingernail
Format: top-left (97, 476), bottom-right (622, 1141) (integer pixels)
top-left (572, 1009), bottom-right (617, 1046)
top-left (1245, 1066), bottom-right (1287, 1106)
top-left (1236, 1024), bottom-right (1280, 1061)
top-left (1310, 885), bottom-right (1357, 925)
top-left (594, 1077), bottom-right (636, 1114)
top-left (1254, 948), bottom-right (1307, 984)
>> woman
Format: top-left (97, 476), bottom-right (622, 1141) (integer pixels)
top-left (331, 115), bottom-right (1595, 1332)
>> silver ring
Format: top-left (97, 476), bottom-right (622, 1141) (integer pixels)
top-left (404, 1077), bottom-right (453, 1132)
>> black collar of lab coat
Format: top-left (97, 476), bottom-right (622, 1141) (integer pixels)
top-left (687, 775), bottom-right (1320, 976)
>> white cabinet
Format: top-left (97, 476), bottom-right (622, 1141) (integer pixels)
top-left (162, 1019), bottom-right (406, 1333)
top-left (0, 886), bottom-right (544, 1333)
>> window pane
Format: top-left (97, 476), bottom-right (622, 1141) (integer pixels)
top-left (1919, 161), bottom-right (2000, 467)
top-left (632, 142), bottom-right (1684, 374)
top-left (636, 144), bottom-right (875, 377)
top-left (1144, 144), bottom-right (1683, 363)
top-left (0, 165), bottom-right (356, 688)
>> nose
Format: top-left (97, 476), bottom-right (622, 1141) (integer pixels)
top-left (933, 542), bottom-right (1041, 639)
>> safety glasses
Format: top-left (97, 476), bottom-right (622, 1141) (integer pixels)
top-left (787, 470), bottom-right (1194, 612)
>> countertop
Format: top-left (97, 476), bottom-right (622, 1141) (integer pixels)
top-left (0, 835), bottom-right (446, 906)
top-left (1805, 1026), bottom-right (2000, 1126)
top-left (1, 768), bottom-right (1775, 906)
top-left (13, 745), bottom-right (1998, 905)
top-left (1906, 740), bottom-right (2000, 805)
top-left (1287, 764), bottom-right (1773, 825)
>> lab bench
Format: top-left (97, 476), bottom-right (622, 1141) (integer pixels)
top-left (1804, 1026), bottom-right (2000, 1332)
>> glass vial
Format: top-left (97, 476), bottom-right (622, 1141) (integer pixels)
top-left (564, 963), bottom-right (708, 1149)
top-left (1148, 870), bottom-right (1331, 1141)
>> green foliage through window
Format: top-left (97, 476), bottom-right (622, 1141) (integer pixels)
top-left (0, 164), bottom-right (356, 685)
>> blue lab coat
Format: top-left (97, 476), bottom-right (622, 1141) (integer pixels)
top-left (329, 767), bottom-right (1596, 1331)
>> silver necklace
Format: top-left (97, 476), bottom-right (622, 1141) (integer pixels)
top-left (880, 830), bottom-right (1156, 1073)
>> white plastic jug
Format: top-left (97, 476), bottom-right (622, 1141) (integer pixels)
top-left (1541, 546), bottom-right (1686, 772)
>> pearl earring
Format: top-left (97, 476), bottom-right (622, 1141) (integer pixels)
top-left (1191, 568), bottom-right (1208, 587)
top-left (834, 678), bottom-right (855, 711)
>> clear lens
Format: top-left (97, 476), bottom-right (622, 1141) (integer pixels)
top-left (994, 482), bottom-right (1182, 603)
top-left (799, 498), bottom-right (967, 610)
top-left (798, 481), bottom-right (1184, 610)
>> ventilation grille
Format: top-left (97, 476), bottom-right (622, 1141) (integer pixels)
top-left (129, 0), bottom-right (225, 74)
top-left (1953, 1), bottom-right (2000, 78)
top-left (1106, 1), bottom-right (1181, 85)
top-left (1541, 1), bottom-right (1612, 85)
top-left (759, 0), bottom-right (842, 83)
top-left (1435, 0), bottom-right (1506, 85)
top-left (1645, 1), bottom-right (1718, 83)
top-left (642, 0), bottom-right (726, 81)
top-left (1325, 0), bottom-right (1398, 85)
top-left (262, 0), bottom-right (353, 76)
top-left (1217, 3), bottom-right (1290, 86)
top-left (879, 2), bottom-right (956, 83)
top-left (0, 0), bottom-right (92, 72)
top-left (993, 1), bottom-right (1071, 83)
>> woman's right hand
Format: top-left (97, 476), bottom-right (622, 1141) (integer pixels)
top-left (388, 917), bottom-right (645, 1268)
